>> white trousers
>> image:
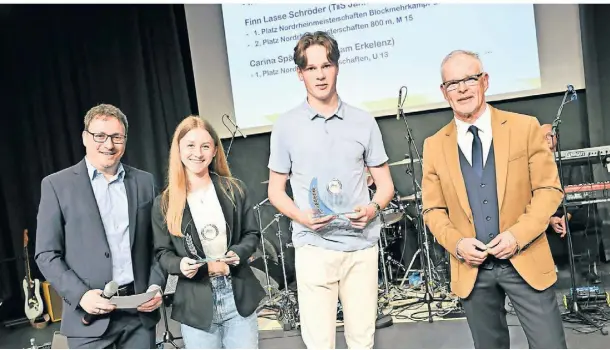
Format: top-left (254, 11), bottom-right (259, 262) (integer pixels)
top-left (295, 244), bottom-right (378, 349)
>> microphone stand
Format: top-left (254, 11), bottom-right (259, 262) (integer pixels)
top-left (553, 88), bottom-right (607, 335)
top-left (397, 87), bottom-right (436, 323)
top-left (157, 294), bottom-right (182, 349)
top-left (254, 198), bottom-right (275, 301)
top-left (222, 114), bottom-right (246, 160)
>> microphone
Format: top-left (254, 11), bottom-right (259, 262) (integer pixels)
top-left (222, 114), bottom-right (247, 138)
top-left (551, 84), bottom-right (578, 137)
top-left (567, 84), bottom-right (578, 102)
top-left (396, 87), bottom-right (403, 120)
top-left (82, 281), bottom-right (119, 326)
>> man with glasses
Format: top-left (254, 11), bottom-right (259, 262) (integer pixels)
top-left (35, 104), bottom-right (165, 348)
top-left (421, 50), bottom-right (567, 348)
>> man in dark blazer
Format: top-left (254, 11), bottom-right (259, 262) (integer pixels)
top-left (35, 104), bottom-right (165, 349)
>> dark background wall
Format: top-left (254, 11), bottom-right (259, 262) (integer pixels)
top-left (0, 4), bottom-right (606, 323)
top-left (226, 92), bottom-right (590, 208)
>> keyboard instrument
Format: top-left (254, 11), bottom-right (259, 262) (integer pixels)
top-left (565, 181), bottom-right (610, 206)
top-left (555, 145), bottom-right (610, 165)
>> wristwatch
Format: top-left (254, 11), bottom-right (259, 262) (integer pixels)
top-left (369, 201), bottom-right (381, 218)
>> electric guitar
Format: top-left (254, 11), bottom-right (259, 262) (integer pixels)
top-left (22, 229), bottom-right (43, 321)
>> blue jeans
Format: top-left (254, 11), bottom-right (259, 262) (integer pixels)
top-left (180, 276), bottom-right (258, 349)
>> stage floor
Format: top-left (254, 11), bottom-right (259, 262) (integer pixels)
top-left (2, 263), bottom-right (609, 349)
top-left (2, 307), bottom-right (609, 349)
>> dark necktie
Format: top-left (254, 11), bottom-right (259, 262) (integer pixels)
top-left (469, 125), bottom-right (483, 178)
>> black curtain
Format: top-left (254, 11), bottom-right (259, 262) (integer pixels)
top-left (579, 5), bottom-right (610, 261)
top-left (580, 4), bottom-right (610, 190)
top-left (580, 5), bottom-right (610, 149)
top-left (0, 4), bottom-right (195, 321)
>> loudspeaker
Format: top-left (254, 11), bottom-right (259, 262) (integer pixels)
top-left (42, 281), bottom-right (62, 322)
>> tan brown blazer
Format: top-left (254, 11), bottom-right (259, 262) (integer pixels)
top-left (421, 106), bottom-right (564, 298)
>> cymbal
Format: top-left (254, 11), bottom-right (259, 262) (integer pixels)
top-left (399, 192), bottom-right (422, 202)
top-left (389, 157), bottom-right (420, 166)
top-left (382, 211), bottom-right (404, 226)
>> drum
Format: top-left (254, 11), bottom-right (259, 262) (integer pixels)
top-left (380, 190), bottom-right (411, 226)
top-left (249, 235), bottom-right (278, 263)
top-left (380, 208), bottom-right (404, 227)
top-left (250, 258), bottom-right (284, 291)
top-left (249, 237), bottom-right (284, 291)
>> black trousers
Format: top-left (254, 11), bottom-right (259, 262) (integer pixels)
top-left (67, 311), bottom-right (155, 349)
top-left (461, 261), bottom-right (567, 349)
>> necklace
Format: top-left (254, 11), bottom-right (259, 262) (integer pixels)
top-left (195, 190), bottom-right (220, 241)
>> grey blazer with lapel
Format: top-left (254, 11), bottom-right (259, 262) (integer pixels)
top-left (34, 158), bottom-right (165, 338)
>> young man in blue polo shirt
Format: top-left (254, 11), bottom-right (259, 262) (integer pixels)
top-left (267, 31), bottom-right (395, 349)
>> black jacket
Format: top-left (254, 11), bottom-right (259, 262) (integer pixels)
top-left (152, 173), bottom-right (265, 331)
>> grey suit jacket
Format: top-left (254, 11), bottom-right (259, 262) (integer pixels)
top-left (34, 158), bottom-right (165, 338)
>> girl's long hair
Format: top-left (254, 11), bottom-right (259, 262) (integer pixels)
top-left (161, 115), bottom-right (243, 237)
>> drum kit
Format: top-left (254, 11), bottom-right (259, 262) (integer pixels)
top-left (378, 191), bottom-right (416, 282)
top-left (249, 158), bottom-right (453, 331)
top-left (251, 197), bottom-right (300, 331)
top-left (247, 92), bottom-right (463, 328)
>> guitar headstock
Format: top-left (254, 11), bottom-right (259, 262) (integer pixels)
top-left (23, 229), bottom-right (29, 248)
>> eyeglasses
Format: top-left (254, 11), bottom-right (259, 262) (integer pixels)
top-left (86, 130), bottom-right (127, 144)
top-left (441, 72), bottom-right (485, 92)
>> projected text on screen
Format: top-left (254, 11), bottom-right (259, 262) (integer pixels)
top-left (221, 3), bottom-right (540, 129)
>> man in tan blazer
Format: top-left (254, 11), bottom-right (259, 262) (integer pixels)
top-left (422, 50), bottom-right (567, 349)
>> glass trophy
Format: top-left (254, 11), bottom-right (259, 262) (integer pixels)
top-left (308, 177), bottom-right (355, 218)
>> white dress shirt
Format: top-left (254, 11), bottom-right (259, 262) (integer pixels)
top-left (454, 104), bottom-right (493, 166)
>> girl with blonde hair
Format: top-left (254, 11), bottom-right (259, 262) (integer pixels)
top-left (152, 115), bottom-right (264, 348)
